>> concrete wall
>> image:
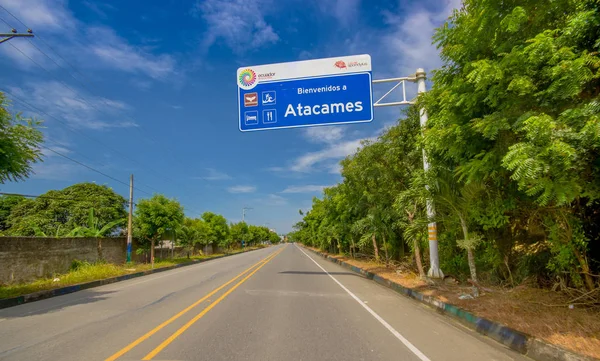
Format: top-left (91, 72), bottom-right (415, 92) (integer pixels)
top-left (0, 237), bottom-right (127, 284)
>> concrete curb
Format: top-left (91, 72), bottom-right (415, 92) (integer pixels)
top-left (303, 246), bottom-right (598, 361)
top-left (0, 247), bottom-right (264, 310)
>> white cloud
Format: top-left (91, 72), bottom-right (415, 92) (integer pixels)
top-left (290, 138), bottom-right (365, 173)
top-left (303, 126), bottom-right (345, 144)
top-left (0, 41), bottom-right (54, 70)
top-left (316, 0), bottom-right (361, 25)
top-left (87, 27), bottom-right (176, 80)
top-left (281, 185), bottom-right (330, 194)
top-left (200, 168), bottom-right (232, 181)
top-left (82, 1), bottom-right (116, 19)
top-left (265, 166), bottom-right (286, 173)
top-left (298, 50), bottom-right (314, 60)
top-left (31, 161), bottom-right (77, 181)
top-left (228, 185), bottom-right (257, 193)
top-left (191, 0), bottom-right (279, 53)
top-left (130, 79), bottom-right (153, 90)
top-left (382, 0), bottom-right (460, 77)
top-left (0, 1), bottom-right (177, 82)
top-left (8, 81), bottom-right (136, 130)
top-left (328, 163), bottom-right (342, 175)
top-left (0, 0), bottom-right (75, 31)
top-left (263, 194), bottom-right (287, 206)
top-left (41, 145), bottom-right (71, 158)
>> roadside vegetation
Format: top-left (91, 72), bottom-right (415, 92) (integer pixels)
top-left (0, 247), bottom-right (261, 299)
top-left (290, 1), bottom-right (599, 357)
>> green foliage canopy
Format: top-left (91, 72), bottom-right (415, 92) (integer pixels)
top-left (8, 183), bottom-right (127, 236)
top-left (135, 194), bottom-right (184, 243)
top-left (0, 93), bottom-right (44, 184)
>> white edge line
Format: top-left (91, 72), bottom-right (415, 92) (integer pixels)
top-left (296, 244), bottom-right (432, 361)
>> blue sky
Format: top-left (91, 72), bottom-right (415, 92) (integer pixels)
top-left (0, 0), bottom-right (458, 233)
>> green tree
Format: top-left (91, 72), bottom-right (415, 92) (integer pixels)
top-left (201, 212), bottom-right (230, 248)
top-left (0, 93), bottom-right (44, 183)
top-left (268, 231), bottom-right (280, 244)
top-left (135, 194), bottom-right (184, 264)
top-left (230, 221), bottom-right (249, 246)
top-left (426, 0), bottom-right (600, 289)
top-left (0, 195), bottom-right (25, 232)
top-left (8, 183), bottom-right (127, 236)
top-left (290, 0), bottom-right (600, 290)
top-left (178, 217), bottom-right (209, 257)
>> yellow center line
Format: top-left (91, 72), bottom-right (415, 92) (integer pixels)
top-left (104, 248), bottom-right (281, 361)
top-left (142, 247), bottom-right (285, 360)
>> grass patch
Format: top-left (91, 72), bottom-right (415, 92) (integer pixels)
top-left (0, 247), bottom-right (259, 300)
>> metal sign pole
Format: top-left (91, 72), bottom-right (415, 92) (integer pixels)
top-left (372, 69), bottom-right (443, 278)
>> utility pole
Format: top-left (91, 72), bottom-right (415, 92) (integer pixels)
top-left (126, 174), bottom-right (134, 263)
top-left (0, 28), bottom-right (34, 45)
top-left (416, 68), bottom-right (443, 279)
top-left (242, 206), bottom-right (253, 222)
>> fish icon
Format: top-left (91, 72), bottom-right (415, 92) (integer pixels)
top-left (334, 61), bottom-right (347, 69)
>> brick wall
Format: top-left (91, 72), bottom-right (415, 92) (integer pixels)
top-left (0, 237), bottom-right (127, 284)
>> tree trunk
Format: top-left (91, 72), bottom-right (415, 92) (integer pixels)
top-left (573, 248), bottom-right (595, 291)
top-left (467, 248), bottom-right (478, 283)
top-left (372, 234), bottom-right (379, 260)
top-left (151, 239), bottom-right (155, 268)
top-left (382, 233), bottom-right (389, 266)
top-left (414, 239), bottom-right (425, 278)
top-left (460, 218), bottom-right (478, 283)
top-left (351, 237), bottom-right (356, 258)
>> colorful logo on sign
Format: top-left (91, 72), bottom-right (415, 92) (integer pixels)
top-left (334, 61), bottom-right (347, 69)
top-left (239, 68), bottom-right (257, 88)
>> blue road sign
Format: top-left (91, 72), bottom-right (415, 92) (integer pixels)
top-left (237, 55), bottom-right (373, 132)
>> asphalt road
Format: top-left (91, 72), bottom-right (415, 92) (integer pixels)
top-left (0, 244), bottom-right (529, 361)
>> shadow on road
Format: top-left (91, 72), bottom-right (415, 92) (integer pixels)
top-left (0, 290), bottom-right (116, 318)
top-left (279, 271), bottom-right (361, 277)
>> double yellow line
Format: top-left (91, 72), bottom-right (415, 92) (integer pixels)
top-left (105, 247), bottom-right (284, 361)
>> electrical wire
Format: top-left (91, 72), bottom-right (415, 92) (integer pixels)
top-left (0, 191), bottom-right (136, 205)
top-left (3, 37), bottom-right (210, 195)
top-left (5, 91), bottom-right (207, 215)
top-left (0, 6), bottom-right (208, 178)
top-left (41, 145), bottom-right (153, 197)
top-left (6, 93), bottom-right (161, 191)
top-left (0, 5), bottom-right (210, 216)
top-left (0, 14), bottom-right (13, 28)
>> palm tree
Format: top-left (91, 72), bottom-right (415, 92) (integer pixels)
top-left (69, 208), bottom-right (124, 237)
top-left (433, 173), bottom-right (486, 283)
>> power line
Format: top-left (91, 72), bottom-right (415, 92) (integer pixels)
top-left (0, 14), bottom-right (12, 28)
top-left (41, 145), bottom-right (153, 197)
top-left (0, 6), bottom-right (209, 216)
top-left (4, 88), bottom-right (207, 215)
top-left (3, 91), bottom-right (162, 194)
top-left (0, 5), bottom-right (24, 28)
top-left (0, 191), bottom-right (136, 205)
top-left (0, 6), bottom-right (85, 81)
top-left (4, 39), bottom-right (209, 193)
top-left (0, 7), bottom-right (209, 182)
